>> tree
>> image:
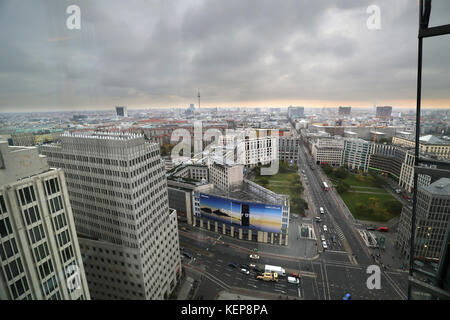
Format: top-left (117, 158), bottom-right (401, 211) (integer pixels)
top-left (385, 199), bottom-right (402, 216)
top-left (334, 167), bottom-right (348, 180)
top-left (336, 181), bottom-right (350, 194)
top-left (322, 164), bottom-right (333, 175)
top-left (259, 176), bottom-right (270, 188)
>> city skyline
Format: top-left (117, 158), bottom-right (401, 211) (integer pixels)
top-left (1, 0), bottom-right (450, 112)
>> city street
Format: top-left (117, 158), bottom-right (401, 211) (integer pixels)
top-left (176, 139), bottom-right (409, 300)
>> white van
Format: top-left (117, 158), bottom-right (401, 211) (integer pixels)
top-left (319, 207), bottom-right (325, 214)
top-left (287, 276), bottom-right (300, 284)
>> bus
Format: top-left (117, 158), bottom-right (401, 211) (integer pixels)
top-left (323, 182), bottom-right (329, 191)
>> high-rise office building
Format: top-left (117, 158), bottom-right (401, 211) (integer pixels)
top-left (40, 132), bottom-right (181, 300)
top-left (338, 106), bottom-right (351, 116)
top-left (288, 106), bottom-right (304, 119)
top-left (376, 106), bottom-right (393, 118)
top-left (0, 141), bottom-right (90, 300)
top-left (115, 106), bottom-right (128, 118)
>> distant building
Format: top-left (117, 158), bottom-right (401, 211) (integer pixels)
top-left (115, 106), bottom-right (128, 118)
top-left (288, 106), bottom-right (304, 119)
top-left (338, 106), bottom-right (351, 116)
top-left (0, 142), bottom-right (90, 300)
top-left (72, 115), bottom-right (88, 122)
top-left (185, 104), bottom-right (195, 116)
top-left (376, 106), bottom-right (393, 118)
top-left (392, 134), bottom-right (450, 160)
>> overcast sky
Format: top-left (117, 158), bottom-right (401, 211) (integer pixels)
top-left (0, 0), bottom-right (449, 112)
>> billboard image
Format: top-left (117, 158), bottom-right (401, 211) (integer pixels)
top-left (199, 193), bottom-right (283, 233)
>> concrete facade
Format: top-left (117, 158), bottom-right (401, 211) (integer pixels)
top-left (40, 132), bottom-right (181, 300)
top-left (0, 142), bottom-right (90, 300)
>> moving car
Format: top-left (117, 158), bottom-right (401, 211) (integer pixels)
top-left (240, 268), bottom-right (250, 275)
top-left (241, 264), bottom-right (250, 270)
top-left (321, 235), bottom-right (326, 241)
top-left (366, 226), bottom-right (377, 231)
top-left (249, 254), bottom-right (260, 260)
top-left (253, 266), bottom-right (263, 273)
top-left (377, 227), bottom-right (389, 232)
top-left (249, 263), bottom-right (256, 268)
top-left (287, 276), bottom-right (300, 285)
top-left (291, 272), bottom-right (301, 279)
top-left (322, 241), bottom-right (328, 249)
top-left (182, 251), bottom-right (193, 259)
top-left (323, 225), bottom-right (328, 232)
top-left (228, 262), bottom-right (238, 268)
top-left (314, 217), bottom-right (322, 222)
top-left (256, 272), bottom-right (278, 282)
top-left (343, 293), bottom-right (351, 300)
top-left (319, 207), bottom-right (325, 214)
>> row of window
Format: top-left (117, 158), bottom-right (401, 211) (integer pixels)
top-left (0, 238), bottom-right (18, 260)
top-left (17, 186), bottom-right (36, 206)
top-left (0, 216), bottom-right (13, 238)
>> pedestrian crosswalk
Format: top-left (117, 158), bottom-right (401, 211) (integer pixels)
top-left (334, 224), bottom-right (345, 242)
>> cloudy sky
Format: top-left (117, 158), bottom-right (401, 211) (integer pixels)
top-left (0, 0), bottom-right (449, 112)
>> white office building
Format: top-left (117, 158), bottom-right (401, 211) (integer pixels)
top-left (342, 138), bottom-right (371, 171)
top-left (40, 132), bottom-right (181, 300)
top-left (311, 138), bottom-right (344, 166)
top-left (0, 141), bottom-right (90, 300)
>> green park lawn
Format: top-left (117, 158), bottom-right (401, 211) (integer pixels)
top-left (334, 173), bottom-right (402, 222)
top-left (253, 163), bottom-right (307, 214)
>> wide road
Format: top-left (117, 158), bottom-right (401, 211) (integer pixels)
top-left (298, 141), bottom-right (371, 265)
top-left (177, 138), bottom-right (408, 300)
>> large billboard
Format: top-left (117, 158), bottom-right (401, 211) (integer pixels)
top-left (199, 193), bottom-right (282, 233)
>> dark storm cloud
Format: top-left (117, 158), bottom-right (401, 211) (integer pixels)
top-left (0, 0), bottom-right (449, 111)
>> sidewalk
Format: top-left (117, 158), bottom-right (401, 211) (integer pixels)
top-left (177, 276), bottom-right (195, 300)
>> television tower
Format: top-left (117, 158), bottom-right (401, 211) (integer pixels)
top-left (198, 89), bottom-right (201, 109)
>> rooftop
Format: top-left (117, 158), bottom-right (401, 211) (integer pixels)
top-left (423, 178), bottom-right (450, 196)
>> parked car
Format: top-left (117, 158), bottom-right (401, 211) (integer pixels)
top-left (182, 251), bottom-right (193, 259)
top-left (241, 264), bottom-right (250, 270)
top-left (323, 225), bottom-right (328, 232)
top-left (249, 263), bottom-right (256, 268)
top-left (249, 254), bottom-right (260, 260)
top-left (315, 217), bottom-right (322, 222)
top-left (322, 241), bottom-right (328, 249)
top-left (377, 227), bottom-right (389, 232)
top-left (321, 235), bottom-right (326, 241)
top-left (343, 293), bottom-right (351, 300)
top-left (291, 272), bottom-right (301, 279)
top-left (366, 226), bottom-right (377, 231)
